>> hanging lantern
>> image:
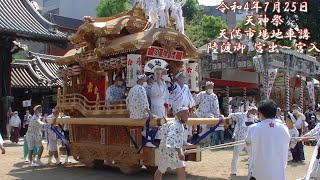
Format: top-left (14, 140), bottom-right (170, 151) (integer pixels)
top-left (72, 65), bottom-right (82, 76)
top-left (186, 62), bottom-right (199, 92)
top-left (121, 56), bottom-right (127, 67)
top-left (126, 54), bottom-right (142, 87)
top-left (110, 58), bottom-right (116, 69)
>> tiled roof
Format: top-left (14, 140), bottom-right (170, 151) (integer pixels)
top-left (0, 0), bottom-right (67, 44)
top-left (11, 52), bottom-right (64, 89)
top-left (46, 13), bottom-right (83, 31)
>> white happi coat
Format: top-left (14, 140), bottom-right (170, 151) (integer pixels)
top-left (304, 123), bottom-right (320, 180)
top-left (150, 80), bottom-right (169, 118)
top-left (24, 114), bottom-right (32, 126)
top-left (126, 84), bottom-right (150, 119)
top-left (228, 112), bottom-right (255, 141)
top-left (159, 117), bottom-right (184, 171)
top-left (26, 115), bottom-right (51, 143)
top-left (194, 91), bottom-right (220, 135)
top-left (105, 84), bottom-right (125, 101)
top-left (169, 82), bottom-right (195, 141)
top-left (246, 119), bottom-right (290, 180)
top-left (288, 127), bottom-right (299, 161)
top-left (293, 112), bottom-right (307, 130)
top-left (9, 115), bottom-right (21, 128)
top-left (169, 82), bottom-right (195, 115)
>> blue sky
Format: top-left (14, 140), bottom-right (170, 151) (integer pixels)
top-left (198, 0), bottom-right (223, 6)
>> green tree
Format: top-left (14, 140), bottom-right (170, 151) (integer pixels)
top-left (182, 0), bottom-right (202, 22)
top-left (185, 15), bottom-right (228, 47)
top-left (96, 0), bottom-right (130, 17)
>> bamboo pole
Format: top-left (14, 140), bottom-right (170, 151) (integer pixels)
top-left (47, 117), bottom-right (166, 127)
top-left (47, 117), bottom-right (230, 127)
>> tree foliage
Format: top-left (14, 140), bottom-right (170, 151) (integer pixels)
top-left (182, 0), bottom-right (202, 22)
top-left (185, 16), bottom-right (228, 47)
top-left (96, 0), bottom-right (130, 17)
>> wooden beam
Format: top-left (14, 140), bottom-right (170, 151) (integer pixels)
top-left (47, 117), bottom-right (166, 127)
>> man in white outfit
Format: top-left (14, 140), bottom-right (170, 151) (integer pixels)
top-left (169, 71), bottom-right (195, 144)
top-left (26, 105), bottom-right (57, 167)
top-left (228, 106), bottom-right (257, 175)
top-left (126, 74), bottom-right (155, 147)
top-left (246, 99), bottom-right (290, 180)
top-left (150, 68), bottom-right (169, 118)
top-left (193, 81), bottom-right (220, 146)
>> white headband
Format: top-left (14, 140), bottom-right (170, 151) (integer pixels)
top-left (248, 106), bottom-right (258, 111)
top-left (206, 81), bottom-right (214, 86)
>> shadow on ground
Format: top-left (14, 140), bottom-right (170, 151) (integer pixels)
top-left (8, 163), bottom-right (248, 180)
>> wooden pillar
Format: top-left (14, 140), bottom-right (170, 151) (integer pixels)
top-left (0, 37), bottom-right (13, 136)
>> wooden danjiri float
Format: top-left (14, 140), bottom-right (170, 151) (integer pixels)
top-left (52, 4), bottom-right (228, 174)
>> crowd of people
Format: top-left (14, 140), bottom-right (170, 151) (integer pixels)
top-left (1, 66), bottom-right (320, 180)
top-left (3, 105), bottom-right (70, 167)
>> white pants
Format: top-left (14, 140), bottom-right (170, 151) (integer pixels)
top-left (48, 139), bottom-right (58, 151)
top-left (231, 143), bottom-right (249, 174)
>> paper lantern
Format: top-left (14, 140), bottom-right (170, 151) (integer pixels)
top-left (126, 54), bottom-right (142, 87)
top-left (121, 56), bottom-right (127, 67)
top-left (72, 65), bottom-right (82, 75)
top-left (186, 62), bottom-right (199, 92)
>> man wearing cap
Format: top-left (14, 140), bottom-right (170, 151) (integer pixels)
top-left (228, 106), bottom-right (257, 176)
top-left (193, 81), bottom-right (221, 146)
top-left (169, 71), bottom-right (195, 144)
top-left (105, 75), bottom-right (126, 102)
top-left (9, 111), bottom-right (21, 143)
top-left (154, 106), bottom-right (190, 180)
top-left (26, 105), bottom-right (57, 167)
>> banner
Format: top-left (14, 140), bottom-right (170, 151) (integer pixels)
top-left (126, 54), bottom-right (143, 87)
top-left (266, 69), bottom-right (278, 99)
top-left (186, 63), bottom-right (199, 92)
top-left (146, 46), bottom-right (183, 61)
top-left (307, 81), bottom-right (315, 108)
